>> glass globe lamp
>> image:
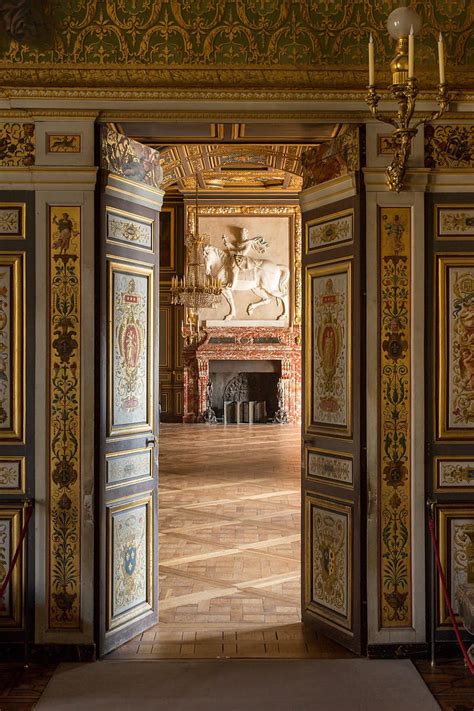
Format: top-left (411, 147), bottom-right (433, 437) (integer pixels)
top-left (386, 3), bottom-right (422, 39)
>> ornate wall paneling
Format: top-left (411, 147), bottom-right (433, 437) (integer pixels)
top-left (0, 191), bottom-right (35, 644)
top-left (97, 128), bottom-right (163, 656)
top-left (48, 205), bottom-right (82, 630)
top-left (378, 207), bottom-right (413, 630)
top-left (159, 199), bottom-right (184, 422)
top-left (301, 184), bottom-right (366, 654)
top-left (426, 192), bottom-right (474, 644)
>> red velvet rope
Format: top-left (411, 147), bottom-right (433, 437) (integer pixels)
top-left (428, 515), bottom-right (474, 674)
top-left (0, 504), bottom-right (33, 601)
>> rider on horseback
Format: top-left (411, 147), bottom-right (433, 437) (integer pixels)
top-left (222, 227), bottom-right (268, 289)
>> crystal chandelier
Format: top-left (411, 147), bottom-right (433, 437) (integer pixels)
top-left (171, 175), bottom-right (222, 339)
top-left (365, 2), bottom-right (449, 192)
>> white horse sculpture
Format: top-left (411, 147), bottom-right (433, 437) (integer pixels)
top-left (203, 245), bottom-right (290, 321)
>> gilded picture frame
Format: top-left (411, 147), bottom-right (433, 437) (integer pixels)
top-left (435, 205), bottom-right (474, 240)
top-left (305, 258), bottom-right (352, 438)
top-left (107, 259), bottom-right (154, 439)
top-left (305, 445), bottom-right (353, 490)
top-left (436, 255), bottom-right (474, 440)
top-left (304, 493), bottom-right (352, 631)
top-left (0, 204), bottom-right (26, 240)
top-left (106, 494), bottom-right (154, 632)
top-left (305, 208), bottom-right (354, 254)
top-left (436, 505), bottom-right (474, 626)
top-left (0, 456), bottom-right (25, 494)
top-left (106, 206), bottom-right (154, 253)
top-left (0, 253), bottom-right (25, 443)
top-left (0, 505), bottom-right (24, 627)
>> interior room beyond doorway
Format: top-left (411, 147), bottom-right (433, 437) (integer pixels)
top-left (109, 424), bottom-right (350, 660)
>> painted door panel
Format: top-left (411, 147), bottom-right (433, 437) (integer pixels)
top-left (97, 160), bottom-right (161, 656)
top-left (302, 195), bottom-right (366, 654)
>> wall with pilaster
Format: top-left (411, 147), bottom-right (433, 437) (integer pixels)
top-left (0, 119), bottom-right (97, 651)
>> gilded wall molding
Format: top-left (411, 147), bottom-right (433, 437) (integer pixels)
top-left (48, 206), bottom-right (81, 629)
top-left (379, 206), bottom-right (412, 629)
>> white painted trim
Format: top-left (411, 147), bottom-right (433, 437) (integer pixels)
top-left (299, 174), bottom-right (357, 212)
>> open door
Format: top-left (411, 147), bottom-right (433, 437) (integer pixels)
top-left (96, 128), bottom-right (163, 656)
top-left (301, 188), bottom-right (366, 655)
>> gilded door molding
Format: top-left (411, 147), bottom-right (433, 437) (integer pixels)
top-left (48, 206), bottom-right (81, 629)
top-left (378, 206), bottom-right (412, 629)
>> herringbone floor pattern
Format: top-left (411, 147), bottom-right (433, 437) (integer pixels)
top-left (110, 424), bottom-right (351, 660)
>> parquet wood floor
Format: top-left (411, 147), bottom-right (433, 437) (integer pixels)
top-left (110, 423), bottom-right (353, 660)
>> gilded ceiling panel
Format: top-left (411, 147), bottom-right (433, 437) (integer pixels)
top-left (0, 0), bottom-right (471, 90)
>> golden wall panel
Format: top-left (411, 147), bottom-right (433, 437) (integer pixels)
top-left (379, 207), bottom-right (412, 628)
top-left (0, 124), bottom-right (35, 167)
top-left (48, 206), bottom-right (81, 629)
top-left (0, 253), bottom-right (25, 443)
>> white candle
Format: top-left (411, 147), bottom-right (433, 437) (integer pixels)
top-left (408, 25), bottom-right (415, 80)
top-left (438, 32), bottom-right (445, 84)
top-left (368, 33), bottom-right (375, 86)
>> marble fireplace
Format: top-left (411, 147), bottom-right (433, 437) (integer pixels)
top-left (210, 360), bottom-right (281, 421)
top-left (182, 326), bottom-right (301, 424)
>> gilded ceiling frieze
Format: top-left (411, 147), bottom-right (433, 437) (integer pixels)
top-left (0, 1), bottom-right (471, 90)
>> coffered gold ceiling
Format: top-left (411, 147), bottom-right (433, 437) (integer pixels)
top-left (157, 144), bottom-right (309, 193)
top-left (0, 1), bottom-right (472, 93)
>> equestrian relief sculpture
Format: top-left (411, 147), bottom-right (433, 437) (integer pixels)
top-left (203, 227), bottom-right (290, 321)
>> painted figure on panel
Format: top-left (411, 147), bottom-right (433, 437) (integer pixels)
top-left (315, 278), bottom-right (344, 417)
top-left (52, 212), bottom-right (78, 254)
top-left (117, 279), bottom-right (145, 413)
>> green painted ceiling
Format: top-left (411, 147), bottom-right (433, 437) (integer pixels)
top-left (0, 1), bottom-right (471, 90)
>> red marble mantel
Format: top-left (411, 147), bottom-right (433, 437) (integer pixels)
top-left (182, 325), bottom-right (301, 424)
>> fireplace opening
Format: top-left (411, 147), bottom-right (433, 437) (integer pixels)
top-left (209, 360), bottom-right (281, 423)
